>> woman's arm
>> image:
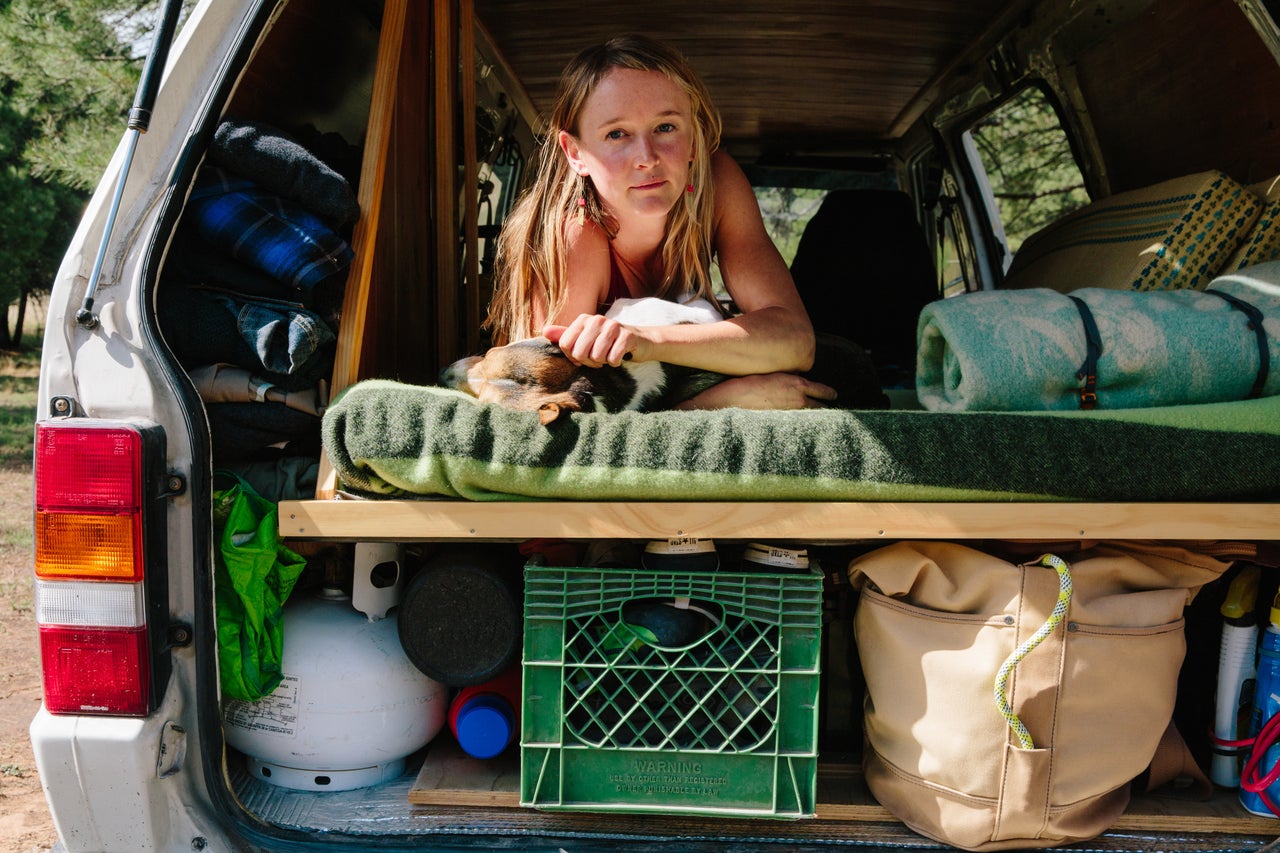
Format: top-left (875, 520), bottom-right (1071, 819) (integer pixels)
top-left (533, 217), bottom-right (612, 331)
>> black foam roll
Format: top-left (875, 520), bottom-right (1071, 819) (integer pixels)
top-left (397, 544), bottom-right (522, 686)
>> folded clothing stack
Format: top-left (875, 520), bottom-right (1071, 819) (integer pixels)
top-left (160, 118), bottom-right (360, 472)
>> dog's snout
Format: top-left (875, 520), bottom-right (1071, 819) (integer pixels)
top-left (440, 355), bottom-right (483, 390)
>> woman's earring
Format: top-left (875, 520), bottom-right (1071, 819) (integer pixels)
top-left (685, 183), bottom-right (694, 193)
top-left (577, 196), bottom-right (586, 226)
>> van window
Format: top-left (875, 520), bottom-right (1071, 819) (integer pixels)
top-left (720, 170), bottom-right (902, 297)
top-left (755, 187), bottom-right (828, 267)
top-left (963, 86), bottom-right (1090, 260)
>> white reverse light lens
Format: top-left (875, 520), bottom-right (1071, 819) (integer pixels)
top-left (35, 579), bottom-right (146, 628)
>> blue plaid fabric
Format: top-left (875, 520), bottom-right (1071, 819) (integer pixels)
top-left (188, 167), bottom-right (353, 290)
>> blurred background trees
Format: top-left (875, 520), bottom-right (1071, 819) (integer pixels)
top-left (0, 0), bottom-right (168, 349)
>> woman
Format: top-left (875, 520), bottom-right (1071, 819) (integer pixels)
top-left (485, 35), bottom-right (835, 409)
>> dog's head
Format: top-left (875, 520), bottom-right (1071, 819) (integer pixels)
top-left (440, 337), bottom-right (598, 425)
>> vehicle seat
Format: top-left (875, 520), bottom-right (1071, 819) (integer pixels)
top-left (789, 189), bottom-right (939, 388)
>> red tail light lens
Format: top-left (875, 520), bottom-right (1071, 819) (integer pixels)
top-left (36, 425), bottom-right (142, 509)
top-left (34, 421), bottom-right (155, 716)
top-left (38, 625), bottom-right (149, 716)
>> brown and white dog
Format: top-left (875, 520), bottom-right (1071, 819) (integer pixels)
top-left (441, 297), bottom-right (727, 424)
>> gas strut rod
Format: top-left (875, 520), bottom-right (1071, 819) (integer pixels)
top-left (75, 0), bottom-right (185, 329)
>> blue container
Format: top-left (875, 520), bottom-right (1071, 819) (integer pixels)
top-left (1240, 624), bottom-right (1280, 817)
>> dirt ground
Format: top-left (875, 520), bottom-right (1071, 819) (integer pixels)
top-left (0, 463), bottom-right (58, 852)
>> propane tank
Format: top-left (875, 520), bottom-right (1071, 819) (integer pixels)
top-left (223, 588), bottom-right (447, 791)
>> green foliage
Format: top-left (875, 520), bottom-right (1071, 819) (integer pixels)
top-left (0, 0), bottom-right (161, 347)
top-left (0, 348), bottom-right (38, 469)
top-left (0, 0), bottom-right (146, 190)
top-left (968, 87), bottom-right (1091, 253)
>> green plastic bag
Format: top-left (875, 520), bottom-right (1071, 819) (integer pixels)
top-left (212, 472), bottom-right (306, 702)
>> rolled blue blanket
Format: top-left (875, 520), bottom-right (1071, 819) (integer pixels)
top-left (916, 262), bottom-right (1280, 411)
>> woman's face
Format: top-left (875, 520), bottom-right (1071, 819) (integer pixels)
top-left (559, 67), bottom-right (696, 226)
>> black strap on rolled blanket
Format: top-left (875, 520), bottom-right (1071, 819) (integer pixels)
top-left (1067, 295), bottom-right (1102, 410)
top-left (1205, 288), bottom-right (1270, 399)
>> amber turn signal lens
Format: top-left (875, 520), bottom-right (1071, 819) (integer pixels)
top-left (34, 511), bottom-right (142, 581)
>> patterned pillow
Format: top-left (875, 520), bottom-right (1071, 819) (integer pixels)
top-left (1224, 177), bottom-right (1280, 272)
top-left (1002, 171), bottom-right (1260, 292)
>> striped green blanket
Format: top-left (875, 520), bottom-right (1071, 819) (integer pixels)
top-left (322, 381), bottom-right (1280, 502)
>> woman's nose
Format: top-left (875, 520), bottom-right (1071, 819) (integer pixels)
top-left (633, 136), bottom-right (657, 167)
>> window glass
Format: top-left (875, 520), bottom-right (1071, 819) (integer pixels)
top-left (909, 146), bottom-right (972, 296)
top-left (477, 137), bottom-right (523, 279)
top-left (964, 87), bottom-right (1090, 257)
top-left (755, 187), bottom-right (829, 266)
top-left (936, 173), bottom-right (974, 298)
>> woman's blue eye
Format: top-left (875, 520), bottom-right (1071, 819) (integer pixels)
top-left (606, 129), bottom-right (625, 140)
top-left (657, 123), bottom-right (676, 133)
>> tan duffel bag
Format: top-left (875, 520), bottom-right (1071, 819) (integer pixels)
top-left (847, 540), bottom-right (1238, 851)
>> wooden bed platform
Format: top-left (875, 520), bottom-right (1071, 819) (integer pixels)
top-left (278, 499), bottom-right (1280, 542)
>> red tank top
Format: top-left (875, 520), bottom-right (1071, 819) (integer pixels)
top-left (599, 252), bottom-right (630, 312)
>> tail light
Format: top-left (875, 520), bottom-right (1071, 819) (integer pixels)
top-left (34, 420), bottom-right (168, 716)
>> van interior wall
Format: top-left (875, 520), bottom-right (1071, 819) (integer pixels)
top-left (1069, 0), bottom-right (1280, 190)
top-left (224, 0), bottom-right (474, 388)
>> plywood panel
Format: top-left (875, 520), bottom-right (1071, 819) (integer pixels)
top-left (279, 499), bottom-right (1280, 542)
top-left (409, 747), bottom-right (1280, 835)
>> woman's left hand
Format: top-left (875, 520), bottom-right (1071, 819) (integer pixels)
top-left (544, 314), bottom-right (648, 367)
top-left (677, 373), bottom-right (838, 410)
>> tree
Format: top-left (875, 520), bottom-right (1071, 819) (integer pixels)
top-left (0, 0), bottom-right (161, 349)
top-left (968, 87), bottom-right (1090, 253)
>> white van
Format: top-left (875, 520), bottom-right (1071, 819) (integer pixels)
top-left (30, 0), bottom-right (1280, 850)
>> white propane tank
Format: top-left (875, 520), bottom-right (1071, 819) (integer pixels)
top-left (222, 588), bottom-right (447, 791)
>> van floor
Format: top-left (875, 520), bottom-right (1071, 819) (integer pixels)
top-left (228, 750), bottom-right (1278, 851)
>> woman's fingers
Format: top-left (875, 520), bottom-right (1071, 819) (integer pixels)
top-left (543, 314), bottom-right (636, 367)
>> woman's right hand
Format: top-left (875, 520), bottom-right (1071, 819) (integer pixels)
top-left (544, 314), bottom-right (648, 368)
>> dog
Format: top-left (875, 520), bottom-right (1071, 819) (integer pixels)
top-left (442, 296), bottom-right (889, 423)
top-left (441, 297), bottom-right (728, 424)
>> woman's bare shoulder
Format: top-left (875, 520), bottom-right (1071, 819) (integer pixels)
top-left (710, 149), bottom-right (751, 193)
top-left (555, 216), bottom-right (613, 319)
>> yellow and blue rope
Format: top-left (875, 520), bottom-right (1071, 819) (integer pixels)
top-left (994, 553), bottom-right (1073, 750)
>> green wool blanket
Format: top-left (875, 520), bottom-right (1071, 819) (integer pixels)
top-left (322, 381), bottom-right (1280, 502)
top-left (916, 263), bottom-right (1280, 412)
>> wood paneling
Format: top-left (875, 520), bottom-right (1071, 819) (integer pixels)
top-left (473, 0), bottom-right (1011, 149)
top-left (1074, 0), bottom-right (1280, 190)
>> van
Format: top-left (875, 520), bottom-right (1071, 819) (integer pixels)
top-left (29, 0), bottom-right (1280, 849)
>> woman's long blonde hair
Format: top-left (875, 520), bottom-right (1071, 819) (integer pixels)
top-left (485, 35), bottom-right (723, 345)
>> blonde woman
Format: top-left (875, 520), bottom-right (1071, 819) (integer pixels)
top-left (485, 35), bottom-right (834, 409)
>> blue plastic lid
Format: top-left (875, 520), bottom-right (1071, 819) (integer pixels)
top-left (454, 695), bottom-right (515, 759)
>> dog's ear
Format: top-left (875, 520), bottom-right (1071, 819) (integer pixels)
top-left (535, 393), bottom-right (581, 425)
top-left (537, 402), bottom-right (566, 425)
top-left (536, 390), bottom-right (592, 425)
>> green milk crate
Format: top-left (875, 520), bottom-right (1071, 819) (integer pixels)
top-left (520, 562), bottom-right (822, 818)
